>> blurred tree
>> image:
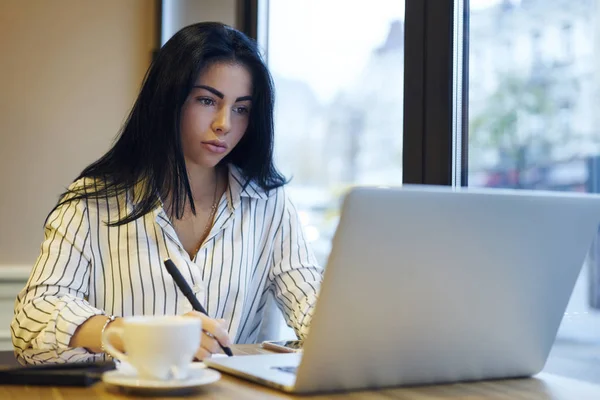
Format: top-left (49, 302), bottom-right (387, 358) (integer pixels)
top-left (469, 73), bottom-right (555, 188)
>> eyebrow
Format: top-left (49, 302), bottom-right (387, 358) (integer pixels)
top-left (193, 85), bottom-right (252, 102)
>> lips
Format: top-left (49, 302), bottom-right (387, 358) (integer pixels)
top-left (201, 140), bottom-right (228, 154)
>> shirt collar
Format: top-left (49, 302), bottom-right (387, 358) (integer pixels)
top-left (227, 164), bottom-right (270, 201)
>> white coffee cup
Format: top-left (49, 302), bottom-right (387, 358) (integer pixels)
top-left (101, 315), bottom-right (201, 380)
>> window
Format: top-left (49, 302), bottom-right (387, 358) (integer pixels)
top-left (253, 0), bottom-right (600, 379)
top-left (261, 0), bottom-right (405, 264)
top-left (468, 0), bottom-right (600, 365)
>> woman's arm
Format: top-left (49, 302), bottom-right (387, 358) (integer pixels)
top-left (12, 185), bottom-right (107, 364)
top-left (69, 315), bottom-right (124, 353)
top-left (268, 190), bottom-right (324, 339)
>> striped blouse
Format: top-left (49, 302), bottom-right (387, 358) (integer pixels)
top-left (11, 165), bottom-right (323, 364)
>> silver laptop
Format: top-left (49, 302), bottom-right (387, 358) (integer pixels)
top-left (205, 185), bottom-right (600, 394)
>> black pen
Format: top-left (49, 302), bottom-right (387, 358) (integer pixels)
top-left (163, 258), bottom-right (234, 357)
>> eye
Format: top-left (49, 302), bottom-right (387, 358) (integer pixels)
top-left (196, 97), bottom-right (216, 106)
top-left (233, 106), bottom-right (250, 115)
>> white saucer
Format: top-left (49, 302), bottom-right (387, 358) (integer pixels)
top-left (115, 360), bottom-right (208, 376)
top-left (114, 355), bottom-right (226, 376)
top-left (103, 366), bottom-right (221, 393)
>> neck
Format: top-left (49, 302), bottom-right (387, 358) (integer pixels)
top-left (164, 163), bottom-right (225, 219)
top-left (186, 164), bottom-right (221, 204)
top-left (186, 164), bottom-right (219, 201)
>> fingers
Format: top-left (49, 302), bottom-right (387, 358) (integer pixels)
top-left (199, 316), bottom-right (232, 347)
top-left (193, 332), bottom-right (227, 360)
top-left (194, 347), bottom-right (212, 361)
top-left (201, 332), bottom-right (222, 354)
top-left (193, 328), bottom-right (229, 360)
top-left (183, 311), bottom-right (232, 351)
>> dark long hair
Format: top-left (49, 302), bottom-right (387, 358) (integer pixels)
top-left (52, 22), bottom-right (285, 226)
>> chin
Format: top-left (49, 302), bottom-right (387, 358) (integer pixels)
top-left (197, 155), bottom-right (226, 169)
top-left (185, 148), bottom-right (230, 169)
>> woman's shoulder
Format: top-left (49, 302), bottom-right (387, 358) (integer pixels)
top-left (52, 177), bottom-right (101, 208)
top-left (255, 185), bottom-right (300, 221)
top-left (60, 176), bottom-right (132, 216)
top-left (67, 176), bottom-right (102, 192)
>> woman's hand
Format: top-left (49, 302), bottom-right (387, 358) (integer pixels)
top-left (183, 311), bottom-right (232, 360)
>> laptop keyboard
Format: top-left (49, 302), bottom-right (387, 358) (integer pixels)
top-left (272, 366), bottom-right (298, 374)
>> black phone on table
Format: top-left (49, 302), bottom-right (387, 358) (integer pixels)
top-left (0, 360), bottom-right (116, 386)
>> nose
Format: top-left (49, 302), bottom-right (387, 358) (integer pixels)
top-left (211, 106), bottom-right (231, 136)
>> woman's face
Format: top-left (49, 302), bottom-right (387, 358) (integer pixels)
top-left (180, 62), bottom-right (253, 169)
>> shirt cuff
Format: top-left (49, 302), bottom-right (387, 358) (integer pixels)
top-left (52, 295), bottom-right (105, 349)
top-left (294, 296), bottom-right (318, 340)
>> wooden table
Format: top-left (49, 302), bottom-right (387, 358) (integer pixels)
top-left (2, 345), bottom-right (600, 399)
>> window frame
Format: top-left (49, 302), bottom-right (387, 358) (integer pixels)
top-left (403, 0), bottom-right (469, 186)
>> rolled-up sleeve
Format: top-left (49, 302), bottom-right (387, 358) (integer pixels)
top-left (269, 191), bottom-right (323, 340)
top-left (12, 187), bottom-right (104, 364)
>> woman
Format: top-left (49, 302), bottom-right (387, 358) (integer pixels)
top-left (11, 22), bottom-right (322, 364)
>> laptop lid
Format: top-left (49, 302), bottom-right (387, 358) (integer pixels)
top-left (291, 186), bottom-right (600, 393)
